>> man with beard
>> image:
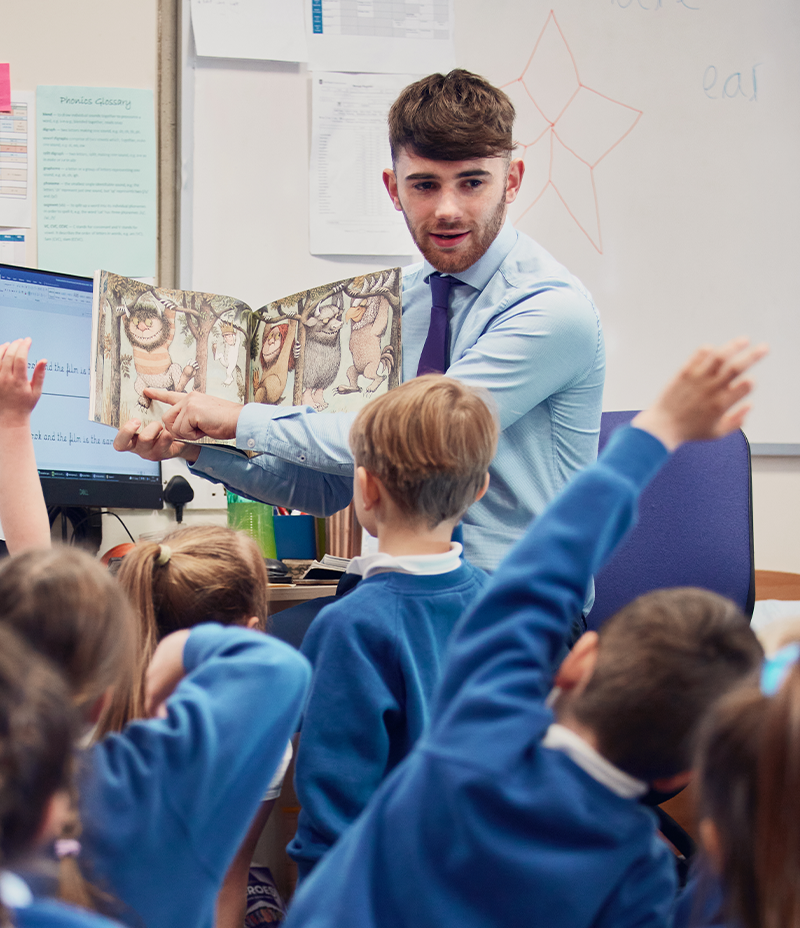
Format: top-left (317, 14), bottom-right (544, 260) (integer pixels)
top-left (114, 70), bottom-right (605, 573)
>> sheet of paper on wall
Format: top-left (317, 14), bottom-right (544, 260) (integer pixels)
top-left (306, 0), bottom-right (455, 74)
top-left (310, 72), bottom-right (418, 256)
top-left (0, 231), bottom-right (26, 265)
top-left (0, 92), bottom-right (34, 229)
top-left (36, 87), bottom-right (156, 278)
top-left (191, 0), bottom-right (308, 62)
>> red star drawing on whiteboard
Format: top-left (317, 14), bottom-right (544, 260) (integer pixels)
top-left (503, 10), bottom-right (642, 253)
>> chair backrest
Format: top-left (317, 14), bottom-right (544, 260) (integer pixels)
top-left (586, 411), bottom-right (755, 630)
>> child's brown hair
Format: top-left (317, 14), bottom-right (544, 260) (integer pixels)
top-left (349, 375), bottom-right (498, 529)
top-left (0, 547), bottom-right (136, 720)
top-left (112, 524), bottom-right (271, 729)
top-left (388, 69), bottom-right (515, 162)
top-left (695, 658), bottom-right (800, 928)
top-left (567, 587), bottom-right (763, 781)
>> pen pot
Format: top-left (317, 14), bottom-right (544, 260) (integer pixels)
top-left (226, 492), bottom-right (277, 560)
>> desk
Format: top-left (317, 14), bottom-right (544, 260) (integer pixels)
top-left (268, 583), bottom-right (339, 615)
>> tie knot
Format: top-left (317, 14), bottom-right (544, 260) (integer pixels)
top-left (430, 274), bottom-right (452, 312)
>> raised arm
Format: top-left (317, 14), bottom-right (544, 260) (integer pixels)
top-left (430, 339), bottom-right (767, 758)
top-left (0, 339), bottom-right (51, 552)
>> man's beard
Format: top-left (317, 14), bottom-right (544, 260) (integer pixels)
top-left (402, 192), bottom-right (507, 274)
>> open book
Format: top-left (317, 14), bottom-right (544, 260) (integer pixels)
top-left (89, 268), bottom-right (402, 446)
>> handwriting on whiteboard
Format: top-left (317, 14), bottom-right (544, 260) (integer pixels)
top-left (704, 65), bottom-right (762, 102)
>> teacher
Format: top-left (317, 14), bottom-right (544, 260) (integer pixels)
top-left (114, 69), bottom-right (605, 572)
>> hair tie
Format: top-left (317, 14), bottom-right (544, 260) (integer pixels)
top-left (156, 544), bottom-right (172, 567)
top-left (55, 838), bottom-right (81, 859)
top-left (760, 641), bottom-right (800, 696)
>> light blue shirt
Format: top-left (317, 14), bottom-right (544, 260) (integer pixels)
top-left (191, 223), bottom-right (605, 571)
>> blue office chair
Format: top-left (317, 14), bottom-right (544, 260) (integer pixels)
top-left (587, 410), bottom-right (755, 632)
top-left (588, 411), bottom-right (755, 879)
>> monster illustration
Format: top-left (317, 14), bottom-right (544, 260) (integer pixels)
top-left (301, 296), bottom-right (344, 411)
top-left (337, 292), bottom-right (395, 395)
top-left (122, 291), bottom-right (197, 409)
top-left (252, 319), bottom-right (297, 405)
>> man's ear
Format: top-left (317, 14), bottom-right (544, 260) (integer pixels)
top-left (383, 169), bottom-right (403, 211)
top-left (554, 631), bottom-right (599, 691)
top-left (474, 473), bottom-right (490, 503)
top-left (505, 158), bottom-right (525, 204)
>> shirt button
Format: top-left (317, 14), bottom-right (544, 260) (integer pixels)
top-left (247, 439), bottom-right (255, 449)
top-left (299, 454), bottom-right (306, 462)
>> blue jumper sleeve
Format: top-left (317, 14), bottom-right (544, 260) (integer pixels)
top-left (429, 425), bottom-right (670, 758)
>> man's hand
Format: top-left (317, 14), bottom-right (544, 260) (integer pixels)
top-left (632, 337), bottom-right (769, 451)
top-left (144, 388), bottom-right (243, 442)
top-left (113, 417), bottom-right (201, 463)
top-left (0, 338), bottom-right (46, 429)
top-left (145, 629), bottom-right (191, 718)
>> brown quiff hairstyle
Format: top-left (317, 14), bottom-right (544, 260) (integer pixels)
top-left (111, 524), bottom-right (270, 731)
top-left (695, 660), bottom-right (800, 928)
top-left (388, 69), bottom-right (515, 162)
top-left (567, 587), bottom-right (762, 781)
top-left (349, 374), bottom-right (498, 529)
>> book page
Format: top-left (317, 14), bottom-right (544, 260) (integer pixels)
top-left (90, 271), bottom-right (252, 430)
top-left (251, 267), bottom-right (401, 415)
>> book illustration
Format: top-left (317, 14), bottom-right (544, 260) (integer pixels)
top-left (90, 268), bottom-right (402, 434)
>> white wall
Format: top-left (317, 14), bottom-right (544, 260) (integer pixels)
top-left (6, 1), bottom-right (800, 572)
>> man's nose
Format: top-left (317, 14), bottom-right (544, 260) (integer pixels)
top-left (434, 187), bottom-right (461, 223)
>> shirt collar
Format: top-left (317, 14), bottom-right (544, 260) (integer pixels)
top-left (421, 220), bottom-right (517, 292)
top-left (541, 723), bottom-right (648, 799)
top-left (347, 542), bottom-right (463, 580)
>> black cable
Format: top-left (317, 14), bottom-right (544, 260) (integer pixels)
top-left (47, 507), bottom-right (136, 546)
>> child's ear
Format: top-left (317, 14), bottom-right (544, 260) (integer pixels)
top-left (554, 631), bottom-right (599, 690)
top-left (474, 473), bottom-right (490, 502)
top-left (245, 616), bottom-right (262, 630)
top-left (34, 789), bottom-right (71, 846)
top-left (357, 466), bottom-right (382, 510)
top-left (698, 817), bottom-right (723, 874)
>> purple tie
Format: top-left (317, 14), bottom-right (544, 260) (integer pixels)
top-left (417, 274), bottom-right (452, 376)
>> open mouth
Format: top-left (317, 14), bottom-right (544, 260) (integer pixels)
top-left (429, 230), bottom-right (470, 248)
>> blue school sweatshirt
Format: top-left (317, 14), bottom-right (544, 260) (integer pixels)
top-left (289, 561), bottom-right (487, 878)
top-left (283, 425), bottom-right (678, 928)
top-left (79, 624), bottom-right (311, 928)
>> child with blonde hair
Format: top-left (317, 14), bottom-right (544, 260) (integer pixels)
top-left (289, 374), bottom-right (497, 878)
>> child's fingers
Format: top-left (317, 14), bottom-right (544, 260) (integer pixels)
top-left (718, 342), bottom-right (768, 384)
top-left (30, 359), bottom-right (47, 401)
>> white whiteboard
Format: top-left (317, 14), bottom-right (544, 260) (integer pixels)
top-left (182, 0), bottom-right (800, 445)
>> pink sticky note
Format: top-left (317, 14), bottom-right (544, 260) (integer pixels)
top-left (0, 64), bottom-right (10, 112)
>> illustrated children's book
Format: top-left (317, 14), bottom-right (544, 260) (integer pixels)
top-left (89, 268), bottom-right (402, 442)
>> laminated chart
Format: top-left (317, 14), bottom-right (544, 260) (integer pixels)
top-left (0, 101), bottom-right (32, 228)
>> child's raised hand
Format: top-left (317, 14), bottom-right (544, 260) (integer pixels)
top-left (0, 338), bottom-right (47, 429)
top-left (144, 629), bottom-right (191, 718)
top-left (632, 337), bottom-right (768, 451)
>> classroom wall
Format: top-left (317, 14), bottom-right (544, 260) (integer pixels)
top-left (5, 1), bottom-right (800, 575)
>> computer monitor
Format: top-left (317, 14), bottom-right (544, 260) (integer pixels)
top-left (0, 263), bottom-right (162, 510)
